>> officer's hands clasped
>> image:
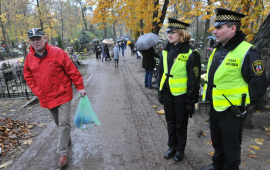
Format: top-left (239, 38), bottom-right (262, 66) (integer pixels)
top-left (186, 103), bottom-right (195, 118)
top-left (158, 91), bottom-right (163, 105)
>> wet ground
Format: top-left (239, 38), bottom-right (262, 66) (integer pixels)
top-left (1, 49), bottom-right (270, 170)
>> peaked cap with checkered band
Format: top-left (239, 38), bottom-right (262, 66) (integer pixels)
top-left (166, 18), bottom-right (190, 32)
top-left (214, 8), bottom-right (246, 27)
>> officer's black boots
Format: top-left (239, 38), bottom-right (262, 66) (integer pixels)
top-left (174, 151), bottom-right (184, 162)
top-left (164, 149), bottom-right (176, 159)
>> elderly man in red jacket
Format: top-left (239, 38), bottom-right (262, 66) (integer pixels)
top-left (23, 28), bottom-right (86, 168)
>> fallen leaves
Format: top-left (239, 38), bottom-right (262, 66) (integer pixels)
top-left (0, 160), bottom-right (13, 168)
top-left (249, 145), bottom-right (260, 150)
top-left (242, 163), bottom-right (246, 167)
top-left (248, 154), bottom-right (258, 159)
top-left (256, 110), bottom-right (260, 113)
top-left (248, 149), bottom-right (256, 154)
top-left (207, 151), bottom-right (214, 156)
top-left (0, 118), bottom-right (36, 157)
top-left (156, 110), bottom-right (165, 115)
top-left (266, 133), bottom-right (270, 136)
top-left (268, 160), bottom-right (270, 162)
top-left (153, 105), bottom-right (158, 108)
top-left (255, 138), bottom-right (265, 145)
top-left (23, 139), bottom-right (33, 145)
top-left (264, 127), bottom-right (270, 131)
top-left (205, 140), bottom-right (212, 145)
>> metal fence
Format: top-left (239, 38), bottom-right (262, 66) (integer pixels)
top-left (0, 65), bottom-right (34, 99)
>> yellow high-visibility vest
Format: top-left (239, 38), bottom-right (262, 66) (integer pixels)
top-left (159, 49), bottom-right (192, 96)
top-left (202, 41), bottom-right (252, 111)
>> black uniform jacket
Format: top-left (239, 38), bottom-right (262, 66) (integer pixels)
top-left (157, 41), bottom-right (201, 104)
top-left (206, 31), bottom-right (268, 105)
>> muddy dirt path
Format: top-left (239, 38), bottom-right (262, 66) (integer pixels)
top-left (10, 54), bottom-right (192, 170)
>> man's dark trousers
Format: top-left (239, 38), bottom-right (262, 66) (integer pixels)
top-left (96, 52), bottom-right (101, 59)
top-left (210, 105), bottom-right (242, 170)
top-left (163, 88), bottom-right (189, 153)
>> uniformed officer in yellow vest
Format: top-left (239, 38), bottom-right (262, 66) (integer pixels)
top-left (201, 8), bottom-right (267, 170)
top-left (157, 18), bottom-right (201, 162)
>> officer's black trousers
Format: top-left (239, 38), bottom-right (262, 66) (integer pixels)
top-left (163, 88), bottom-right (189, 152)
top-left (210, 105), bottom-right (242, 170)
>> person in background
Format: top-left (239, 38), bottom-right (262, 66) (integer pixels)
top-left (129, 41), bottom-right (135, 54)
top-left (113, 43), bottom-right (120, 67)
top-left (120, 42), bottom-right (125, 56)
top-left (141, 47), bottom-right (160, 89)
top-left (210, 38), bottom-right (215, 48)
top-left (157, 18), bottom-right (201, 162)
top-left (67, 47), bottom-right (79, 68)
top-left (23, 28), bottom-right (86, 168)
top-left (95, 41), bottom-right (102, 59)
top-left (201, 8), bottom-right (268, 170)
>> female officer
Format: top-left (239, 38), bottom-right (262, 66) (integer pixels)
top-left (157, 18), bottom-right (201, 162)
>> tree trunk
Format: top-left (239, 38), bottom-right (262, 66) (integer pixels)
top-left (36, 0), bottom-right (43, 30)
top-left (113, 20), bottom-right (116, 41)
top-left (196, 16), bottom-right (199, 43)
top-left (252, 13), bottom-right (270, 82)
top-left (244, 13), bottom-right (270, 129)
top-left (0, 0), bottom-right (7, 45)
top-left (61, 18), bottom-right (64, 44)
top-left (103, 22), bottom-right (107, 39)
top-left (79, 2), bottom-right (87, 31)
top-left (152, 0), bottom-right (169, 35)
top-left (140, 19), bottom-right (143, 35)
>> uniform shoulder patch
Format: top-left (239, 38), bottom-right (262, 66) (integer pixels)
top-left (252, 60), bottom-right (264, 76)
top-left (193, 66), bottom-right (199, 78)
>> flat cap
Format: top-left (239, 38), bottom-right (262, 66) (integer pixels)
top-left (166, 18), bottom-right (190, 32)
top-left (214, 8), bottom-right (246, 27)
top-left (27, 28), bottom-right (44, 38)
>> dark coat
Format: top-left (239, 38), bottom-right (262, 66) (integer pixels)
top-left (141, 47), bottom-right (160, 70)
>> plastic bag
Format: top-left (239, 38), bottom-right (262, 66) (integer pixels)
top-left (74, 96), bottom-right (101, 129)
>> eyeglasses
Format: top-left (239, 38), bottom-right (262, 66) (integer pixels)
top-left (167, 31), bottom-right (177, 35)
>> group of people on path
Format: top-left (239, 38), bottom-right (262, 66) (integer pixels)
top-left (22, 7), bottom-right (268, 170)
top-left (94, 41), bottom-right (127, 67)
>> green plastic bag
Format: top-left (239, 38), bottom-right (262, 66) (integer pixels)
top-left (74, 95), bottom-right (101, 129)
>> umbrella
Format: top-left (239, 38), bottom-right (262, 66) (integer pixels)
top-left (207, 36), bottom-right (214, 39)
top-left (117, 39), bottom-right (124, 42)
top-left (102, 39), bottom-right (114, 44)
top-left (135, 33), bottom-right (159, 51)
top-left (92, 39), bottom-right (99, 42)
top-left (127, 41), bottom-right (131, 45)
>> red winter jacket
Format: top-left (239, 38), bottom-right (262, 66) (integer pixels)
top-left (23, 43), bottom-right (84, 109)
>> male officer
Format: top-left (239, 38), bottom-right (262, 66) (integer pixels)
top-left (201, 8), bottom-right (267, 170)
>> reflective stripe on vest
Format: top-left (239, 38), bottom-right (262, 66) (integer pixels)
top-left (202, 41), bottom-right (252, 111)
top-left (159, 49), bottom-right (192, 96)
